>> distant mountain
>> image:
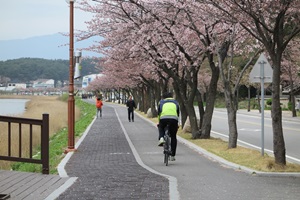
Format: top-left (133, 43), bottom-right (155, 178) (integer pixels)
top-left (0, 33), bottom-right (102, 61)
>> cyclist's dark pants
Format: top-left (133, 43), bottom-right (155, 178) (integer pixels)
top-left (159, 118), bottom-right (178, 156)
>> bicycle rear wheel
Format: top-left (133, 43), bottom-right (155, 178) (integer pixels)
top-left (163, 136), bottom-right (170, 166)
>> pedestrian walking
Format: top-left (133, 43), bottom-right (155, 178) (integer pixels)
top-left (126, 95), bottom-right (136, 122)
top-left (96, 97), bottom-right (103, 118)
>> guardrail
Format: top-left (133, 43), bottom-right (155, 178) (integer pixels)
top-left (0, 114), bottom-right (49, 174)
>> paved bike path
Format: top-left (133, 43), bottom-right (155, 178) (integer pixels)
top-left (56, 103), bottom-right (169, 200)
top-left (55, 101), bottom-right (300, 200)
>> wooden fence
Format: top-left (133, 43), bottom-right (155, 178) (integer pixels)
top-left (0, 114), bottom-right (49, 174)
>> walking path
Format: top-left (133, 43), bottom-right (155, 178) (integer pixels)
top-left (1, 101), bottom-right (300, 199)
top-left (55, 103), bottom-right (169, 200)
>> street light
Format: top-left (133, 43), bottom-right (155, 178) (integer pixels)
top-left (65, 0), bottom-right (76, 153)
top-left (74, 51), bottom-right (82, 79)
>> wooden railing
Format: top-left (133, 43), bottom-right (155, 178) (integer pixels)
top-left (0, 114), bottom-right (49, 174)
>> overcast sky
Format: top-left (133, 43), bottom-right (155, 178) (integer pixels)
top-left (0, 0), bottom-right (92, 40)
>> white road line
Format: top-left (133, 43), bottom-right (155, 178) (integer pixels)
top-left (115, 108), bottom-right (180, 200)
top-left (238, 128), bottom-right (260, 132)
top-left (211, 130), bottom-right (300, 164)
top-left (109, 152), bottom-right (131, 155)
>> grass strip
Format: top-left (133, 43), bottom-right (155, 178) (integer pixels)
top-left (11, 98), bottom-right (95, 174)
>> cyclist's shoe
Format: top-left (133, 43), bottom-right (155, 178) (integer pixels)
top-left (158, 137), bottom-right (165, 146)
top-left (170, 156), bottom-right (176, 161)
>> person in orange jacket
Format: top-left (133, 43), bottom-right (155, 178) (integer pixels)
top-left (96, 97), bottom-right (103, 118)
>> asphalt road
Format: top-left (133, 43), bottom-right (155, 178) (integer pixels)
top-left (211, 109), bottom-right (300, 164)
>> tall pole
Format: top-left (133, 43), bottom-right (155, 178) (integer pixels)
top-left (249, 53), bottom-right (273, 157)
top-left (67, 0), bottom-right (75, 152)
top-left (260, 61), bottom-right (265, 156)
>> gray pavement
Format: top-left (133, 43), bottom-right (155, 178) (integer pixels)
top-left (55, 103), bottom-right (168, 200)
top-left (51, 102), bottom-right (300, 200)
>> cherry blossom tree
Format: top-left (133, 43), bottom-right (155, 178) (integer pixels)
top-left (78, 1), bottom-right (300, 157)
top-left (196, 2), bottom-right (264, 146)
top-left (78, 0), bottom-right (208, 137)
top-left (206, 0), bottom-right (300, 164)
top-left (281, 39), bottom-right (300, 117)
top-left (124, 1), bottom-right (242, 139)
top-left (78, 1), bottom-right (258, 141)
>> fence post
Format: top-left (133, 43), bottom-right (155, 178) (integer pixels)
top-left (41, 113), bottom-right (49, 174)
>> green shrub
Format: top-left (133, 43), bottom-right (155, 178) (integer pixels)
top-left (58, 93), bottom-right (69, 102)
top-left (288, 102), bottom-right (292, 111)
top-left (11, 98), bottom-right (95, 174)
top-left (266, 98), bottom-right (272, 106)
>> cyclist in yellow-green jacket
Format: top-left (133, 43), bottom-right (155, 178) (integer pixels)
top-left (157, 92), bottom-right (180, 161)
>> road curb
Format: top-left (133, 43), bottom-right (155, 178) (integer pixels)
top-left (177, 135), bottom-right (300, 177)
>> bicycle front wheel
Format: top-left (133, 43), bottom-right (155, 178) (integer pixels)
top-left (163, 136), bottom-right (170, 166)
top-left (164, 152), bottom-right (169, 166)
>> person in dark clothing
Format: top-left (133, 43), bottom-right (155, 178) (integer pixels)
top-left (126, 95), bottom-right (136, 122)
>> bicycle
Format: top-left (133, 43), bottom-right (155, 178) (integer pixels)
top-left (163, 125), bottom-right (172, 166)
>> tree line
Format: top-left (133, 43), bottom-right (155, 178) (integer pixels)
top-left (78, 1), bottom-right (300, 166)
top-left (0, 58), bottom-right (100, 87)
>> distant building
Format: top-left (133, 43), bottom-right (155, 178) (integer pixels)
top-left (32, 79), bottom-right (54, 88)
top-left (82, 74), bottom-right (104, 88)
top-left (0, 83), bottom-right (26, 91)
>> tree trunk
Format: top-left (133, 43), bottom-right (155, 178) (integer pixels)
top-left (178, 81), bottom-right (199, 139)
top-left (226, 99), bottom-right (238, 148)
top-left (132, 88), bottom-right (142, 111)
top-left (144, 86), bottom-right (151, 114)
top-left (271, 60), bottom-right (286, 165)
top-left (150, 86), bottom-right (157, 117)
top-left (151, 81), bottom-right (162, 118)
top-left (221, 71), bottom-right (238, 148)
top-left (173, 80), bottom-right (188, 127)
top-left (173, 74), bottom-right (199, 138)
top-left (200, 62), bottom-right (219, 139)
top-left (290, 80), bottom-right (296, 117)
top-left (257, 91), bottom-right (261, 113)
top-left (195, 89), bottom-right (205, 129)
top-left (184, 101), bottom-right (200, 138)
top-left (247, 86), bottom-right (251, 112)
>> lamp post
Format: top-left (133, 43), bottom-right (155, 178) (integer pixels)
top-left (66, 0), bottom-right (76, 152)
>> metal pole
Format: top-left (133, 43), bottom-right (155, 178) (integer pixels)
top-left (67, 0), bottom-right (75, 152)
top-left (260, 61), bottom-right (265, 156)
top-left (41, 113), bottom-right (49, 174)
